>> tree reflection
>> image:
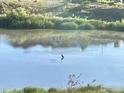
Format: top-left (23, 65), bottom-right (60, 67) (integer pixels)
top-left (0, 30), bottom-right (123, 50)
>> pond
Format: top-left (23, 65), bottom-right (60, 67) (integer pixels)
top-left (0, 29), bottom-right (124, 90)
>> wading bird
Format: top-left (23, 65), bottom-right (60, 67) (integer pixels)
top-left (61, 54), bottom-right (64, 61)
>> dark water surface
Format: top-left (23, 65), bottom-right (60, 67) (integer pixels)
top-left (0, 29), bottom-right (124, 89)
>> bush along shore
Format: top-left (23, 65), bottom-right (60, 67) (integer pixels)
top-left (1, 15), bottom-right (124, 31)
top-left (0, 8), bottom-right (124, 31)
top-left (2, 86), bottom-right (124, 93)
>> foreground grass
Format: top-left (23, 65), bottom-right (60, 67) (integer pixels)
top-left (1, 14), bottom-right (124, 31)
top-left (3, 86), bottom-right (124, 93)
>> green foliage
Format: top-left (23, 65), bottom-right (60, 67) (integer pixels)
top-left (7, 7), bottom-right (29, 19)
top-left (57, 22), bottom-right (78, 30)
top-left (23, 87), bottom-right (37, 93)
top-left (0, 14), bottom-right (124, 31)
top-left (87, 20), bottom-right (107, 29)
top-left (48, 88), bottom-right (62, 93)
top-left (3, 86), bottom-right (123, 93)
top-left (106, 22), bottom-right (124, 31)
top-left (23, 87), bottom-right (46, 93)
top-left (79, 23), bottom-right (95, 30)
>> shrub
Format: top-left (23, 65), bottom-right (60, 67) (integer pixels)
top-left (7, 7), bottom-right (29, 20)
top-left (1, 14), bottom-right (124, 31)
top-left (79, 23), bottom-right (95, 30)
top-left (23, 87), bottom-right (38, 93)
top-left (57, 22), bottom-right (78, 30)
top-left (23, 87), bottom-right (46, 93)
top-left (29, 19), bottom-right (44, 29)
top-left (88, 20), bottom-right (107, 29)
top-left (48, 88), bottom-right (57, 93)
top-left (44, 21), bottom-right (54, 28)
top-left (105, 22), bottom-right (124, 31)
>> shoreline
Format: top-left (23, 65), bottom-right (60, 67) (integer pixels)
top-left (0, 15), bottom-right (124, 31)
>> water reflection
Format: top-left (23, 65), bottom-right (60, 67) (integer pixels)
top-left (0, 30), bottom-right (124, 89)
top-left (114, 39), bottom-right (122, 48)
top-left (0, 30), bottom-right (117, 50)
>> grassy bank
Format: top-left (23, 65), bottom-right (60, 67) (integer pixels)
top-left (3, 86), bottom-right (124, 93)
top-left (1, 14), bottom-right (124, 31)
top-left (0, 0), bottom-right (124, 31)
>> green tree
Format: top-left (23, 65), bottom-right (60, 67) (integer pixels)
top-left (7, 7), bottom-right (29, 19)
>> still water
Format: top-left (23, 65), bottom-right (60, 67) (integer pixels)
top-left (0, 29), bottom-right (124, 89)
